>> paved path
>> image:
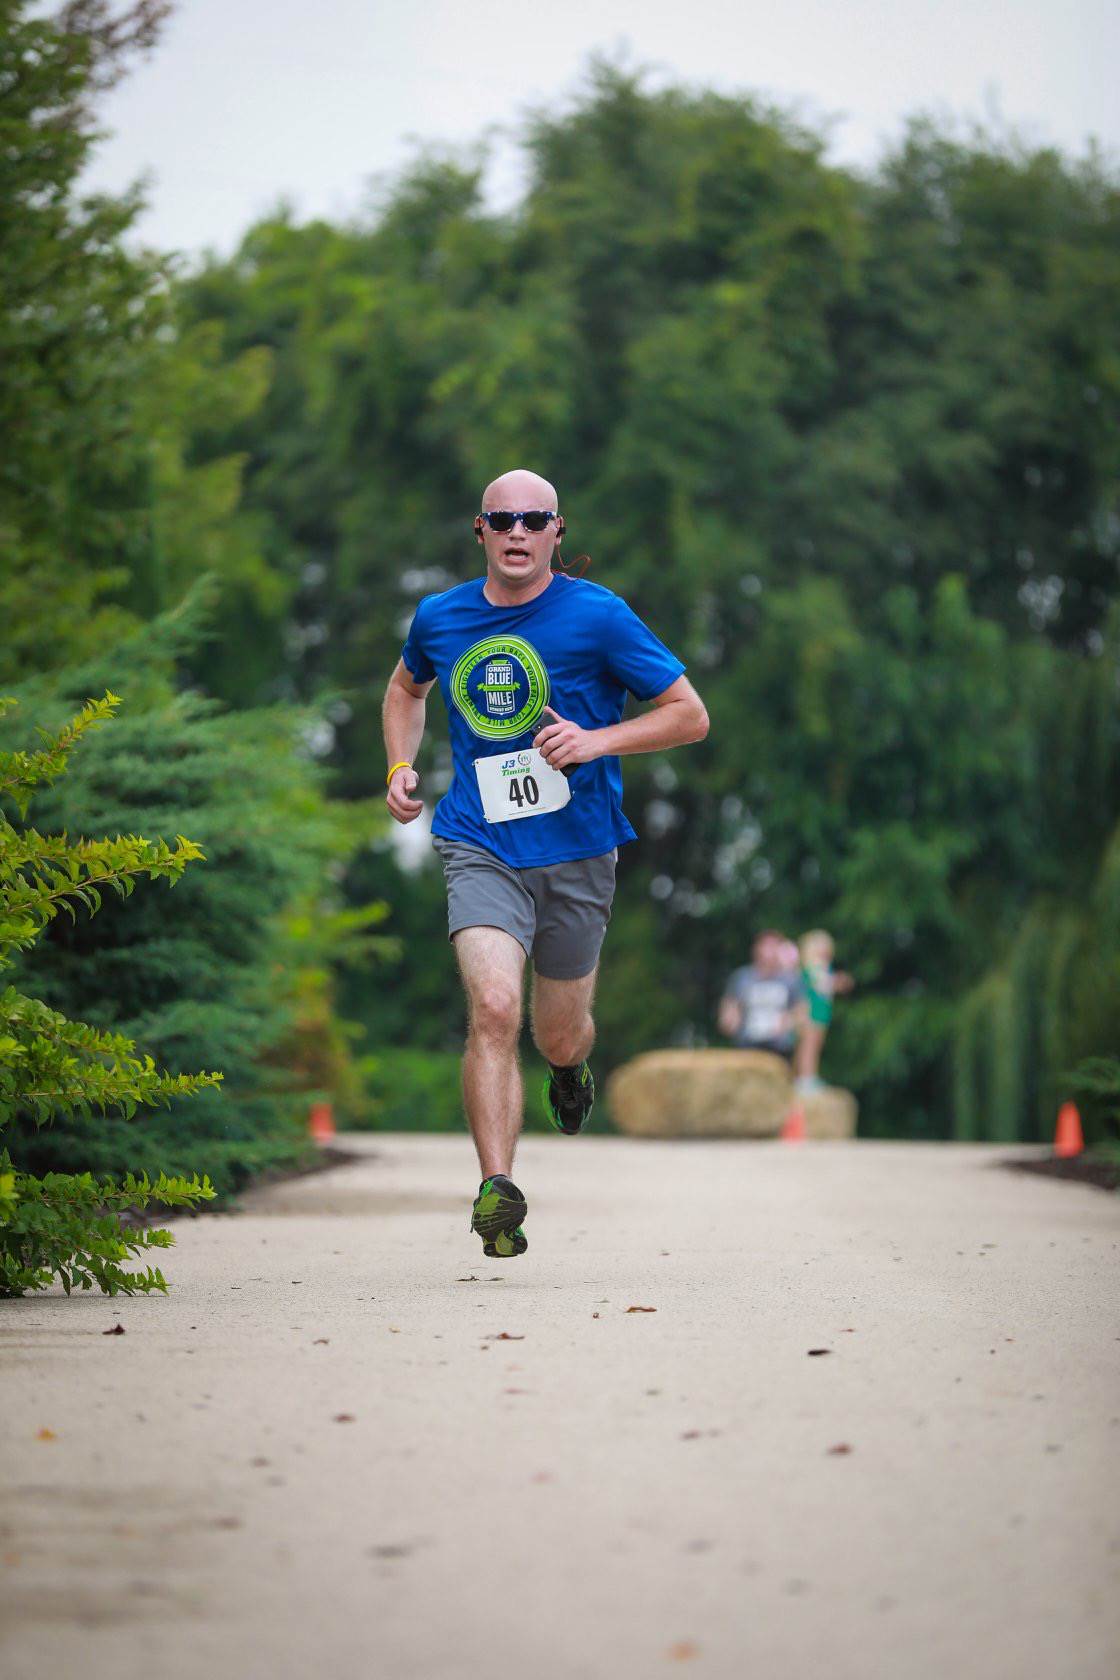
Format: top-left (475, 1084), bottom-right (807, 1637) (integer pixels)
top-left (2, 1135), bottom-right (1119, 1680)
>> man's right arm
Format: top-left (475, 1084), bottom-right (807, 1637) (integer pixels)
top-left (383, 658), bottom-right (434, 824)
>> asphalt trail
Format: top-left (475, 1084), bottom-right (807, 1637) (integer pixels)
top-left (3, 1135), bottom-right (1118, 1680)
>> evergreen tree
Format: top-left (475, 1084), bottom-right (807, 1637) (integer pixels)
top-left (0, 583), bottom-right (391, 1191)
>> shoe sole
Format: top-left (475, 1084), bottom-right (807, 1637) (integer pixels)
top-left (471, 1180), bottom-right (528, 1257)
top-left (484, 1227), bottom-right (527, 1258)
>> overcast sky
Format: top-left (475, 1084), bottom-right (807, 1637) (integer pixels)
top-left (75, 0), bottom-right (1119, 261)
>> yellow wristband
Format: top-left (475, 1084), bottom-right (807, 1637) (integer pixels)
top-left (386, 760), bottom-right (412, 786)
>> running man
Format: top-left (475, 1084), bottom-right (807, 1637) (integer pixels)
top-left (383, 468), bottom-right (708, 1258)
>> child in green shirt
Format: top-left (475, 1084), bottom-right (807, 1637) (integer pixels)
top-left (794, 929), bottom-right (854, 1093)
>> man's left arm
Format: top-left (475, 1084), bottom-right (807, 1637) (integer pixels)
top-left (534, 676), bottom-right (709, 770)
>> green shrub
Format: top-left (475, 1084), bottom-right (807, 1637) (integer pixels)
top-left (0, 693), bottom-right (216, 1295)
top-left (1067, 1056), bottom-right (1120, 1156)
top-left (357, 1046), bottom-right (595, 1134)
top-left (356, 1048), bottom-right (463, 1131)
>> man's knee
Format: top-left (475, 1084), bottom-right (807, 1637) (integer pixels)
top-left (469, 982), bottom-right (522, 1042)
top-left (533, 1011), bottom-right (594, 1066)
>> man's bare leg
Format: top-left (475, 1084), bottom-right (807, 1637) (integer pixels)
top-left (529, 965), bottom-right (599, 1069)
top-left (531, 966), bottom-right (600, 1132)
top-left (453, 925), bottom-right (526, 1179)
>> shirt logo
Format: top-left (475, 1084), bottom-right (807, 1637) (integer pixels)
top-left (450, 635), bottom-right (550, 741)
top-left (481, 659), bottom-right (517, 716)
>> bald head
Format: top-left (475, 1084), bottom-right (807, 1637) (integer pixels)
top-left (482, 468), bottom-right (558, 511)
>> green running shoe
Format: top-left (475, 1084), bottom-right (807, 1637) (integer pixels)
top-left (542, 1060), bottom-right (595, 1135)
top-left (470, 1175), bottom-right (528, 1258)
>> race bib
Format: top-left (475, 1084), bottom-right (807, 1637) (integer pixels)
top-left (474, 747), bottom-right (572, 824)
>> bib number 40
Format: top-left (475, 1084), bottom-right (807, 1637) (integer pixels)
top-left (474, 746), bottom-right (571, 823)
top-left (507, 773), bottom-right (540, 810)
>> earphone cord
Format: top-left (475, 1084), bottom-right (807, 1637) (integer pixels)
top-left (553, 552), bottom-right (593, 578)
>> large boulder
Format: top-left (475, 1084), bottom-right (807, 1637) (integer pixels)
top-left (802, 1083), bottom-right (858, 1140)
top-left (606, 1049), bottom-right (793, 1138)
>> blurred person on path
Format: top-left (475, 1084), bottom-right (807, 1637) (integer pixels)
top-left (794, 928), bottom-right (854, 1093)
top-left (382, 468), bottom-right (708, 1258)
top-left (718, 930), bottom-right (805, 1062)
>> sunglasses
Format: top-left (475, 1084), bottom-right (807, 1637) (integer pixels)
top-left (478, 509), bottom-right (558, 534)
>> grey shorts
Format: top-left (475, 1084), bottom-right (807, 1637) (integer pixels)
top-left (431, 837), bottom-right (617, 981)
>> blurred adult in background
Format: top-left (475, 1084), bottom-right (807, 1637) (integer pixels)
top-left (718, 931), bottom-right (806, 1062)
top-left (794, 929), bottom-right (855, 1093)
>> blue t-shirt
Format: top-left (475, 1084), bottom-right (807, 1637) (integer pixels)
top-left (400, 572), bottom-right (686, 867)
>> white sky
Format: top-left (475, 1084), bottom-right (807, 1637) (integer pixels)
top-left (75, 0), bottom-right (1120, 261)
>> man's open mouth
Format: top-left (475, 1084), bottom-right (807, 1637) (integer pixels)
top-left (503, 547), bottom-right (530, 560)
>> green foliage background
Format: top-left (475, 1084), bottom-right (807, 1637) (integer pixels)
top-left (2, 6), bottom-right (1117, 1156)
top-left (174, 67), bottom-right (1119, 1143)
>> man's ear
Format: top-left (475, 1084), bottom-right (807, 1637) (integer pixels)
top-left (555, 516), bottom-right (566, 538)
top-left (473, 515), bottom-right (485, 544)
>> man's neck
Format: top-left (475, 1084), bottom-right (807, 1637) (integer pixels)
top-left (482, 567), bottom-right (556, 608)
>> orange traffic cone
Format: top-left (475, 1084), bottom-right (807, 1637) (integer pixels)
top-left (309, 1100), bottom-right (336, 1143)
top-left (1053, 1102), bottom-right (1083, 1159)
top-left (781, 1103), bottom-right (807, 1143)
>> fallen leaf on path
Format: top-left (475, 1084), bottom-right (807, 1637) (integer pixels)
top-left (668, 1641), bottom-right (700, 1660)
top-left (456, 1276), bottom-right (479, 1283)
top-left (626, 1306), bottom-right (657, 1313)
top-left (592, 1312), bottom-right (600, 1319)
top-left (36, 1428), bottom-right (56, 1441)
top-left (827, 1443), bottom-right (853, 1455)
top-left (313, 1338), bottom-right (329, 1345)
top-left (102, 1323), bottom-right (126, 1336)
top-left (388, 1328), bottom-right (401, 1334)
top-left (484, 1332), bottom-right (525, 1341)
top-left (807, 1348), bottom-right (831, 1357)
top-left (333, 1413), bottom-right (356, 1423)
